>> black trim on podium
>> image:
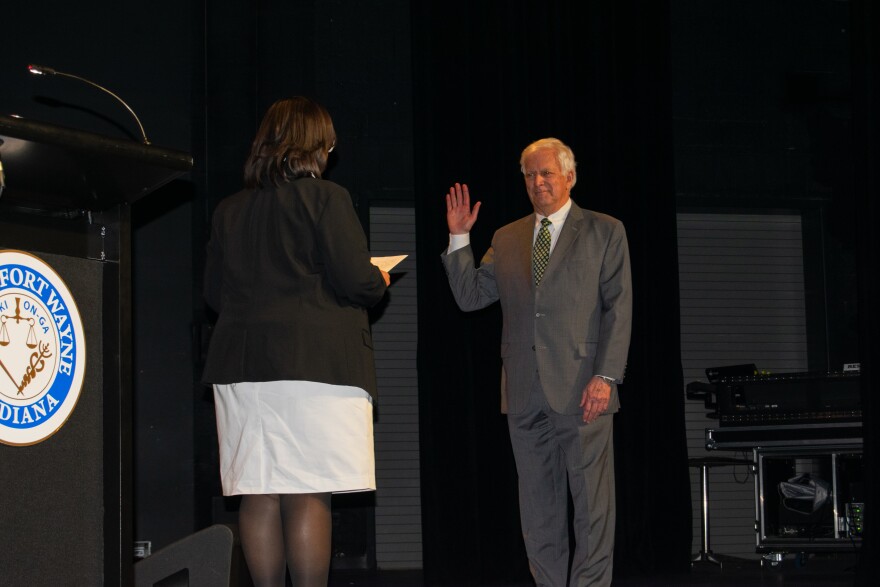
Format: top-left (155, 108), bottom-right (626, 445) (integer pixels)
top-left (0, 114), bottom-right (192, 586)
top-left (0, 114), bottom-right (190, 213)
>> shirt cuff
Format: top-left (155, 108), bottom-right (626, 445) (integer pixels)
top-left (448, 233), bottom-right (470, 254)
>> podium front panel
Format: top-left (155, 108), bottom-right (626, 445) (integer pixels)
top-left (0, 250), bottom-right (125, 586)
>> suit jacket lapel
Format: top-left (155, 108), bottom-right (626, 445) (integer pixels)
top-left (513, 216), bottom-right (535, 288)
top-left (545, 201), bottom-right (584, 276)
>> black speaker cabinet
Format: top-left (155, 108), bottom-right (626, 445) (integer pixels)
top-left (0, 115), bottom-right (191, 586)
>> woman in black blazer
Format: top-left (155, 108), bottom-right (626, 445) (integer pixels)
top-left (203, 97), bottom-right (389, 587)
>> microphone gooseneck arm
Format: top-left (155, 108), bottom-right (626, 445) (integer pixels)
top-left (28, 64), bottom-right (151, 145)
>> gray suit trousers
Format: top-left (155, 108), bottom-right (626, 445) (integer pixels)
top-left (507, 377), bottom-right (615, 587)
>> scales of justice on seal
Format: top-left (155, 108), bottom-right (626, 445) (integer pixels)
top-left (0, 100), bottom-right (192, 585)
top-left (0, 291), bottom-right (61, 403)
top-left (0, 297), bottom-right (40, 348)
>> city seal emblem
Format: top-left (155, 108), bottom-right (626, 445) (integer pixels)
top-left (0, 250), bottom-right (86, 446)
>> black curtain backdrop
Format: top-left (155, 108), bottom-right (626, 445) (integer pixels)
top-left (852, 1), bottom-right (878, 584)
top-left (412, 1), bottom-right (691, 584)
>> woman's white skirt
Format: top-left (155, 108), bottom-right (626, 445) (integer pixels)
top-left (213, 380), bottom-right (375, 495)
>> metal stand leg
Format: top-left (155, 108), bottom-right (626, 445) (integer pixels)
top-left (692, 464), bottom-right (722, 568)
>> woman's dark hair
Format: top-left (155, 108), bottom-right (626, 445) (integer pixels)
top-left (243, 96), bottom-right (337, 188)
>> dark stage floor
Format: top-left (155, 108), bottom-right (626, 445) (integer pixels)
top-left (328, 552), bottom-right (860, 586)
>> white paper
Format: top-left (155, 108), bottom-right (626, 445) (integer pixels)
top-left (371, 255), bottom-right (407, 272)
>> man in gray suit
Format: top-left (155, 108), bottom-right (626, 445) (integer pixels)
top-left (441, 138), bottom-right (632, 587)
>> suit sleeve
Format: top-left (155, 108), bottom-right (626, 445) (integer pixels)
top-left (314, 188), bottom-right (387, 308)
top-left (594, 220), bottom-right (633, 382)
top-left (440, 244), bottom-right (500, 311)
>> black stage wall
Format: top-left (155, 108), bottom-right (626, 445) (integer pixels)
top-left (851, 1), bottom-right (879, 581)
top-left (412, 1), bottom-right (690, 583)
top-left (413, 0), bottom-right (878, 583)
top-left (2, 1), bottom-right (876, 584)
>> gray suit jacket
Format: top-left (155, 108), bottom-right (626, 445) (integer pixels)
top-left (441, 201), bottom-right (632, 415)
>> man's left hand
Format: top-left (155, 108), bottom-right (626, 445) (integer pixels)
top-left (580, 376), bottom-right (611, 423)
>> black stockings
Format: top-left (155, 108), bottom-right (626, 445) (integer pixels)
top-left (238, 493), bottom-right (332, 587)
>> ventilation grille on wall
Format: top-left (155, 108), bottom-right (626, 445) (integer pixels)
top-left (370, 206), bottom-right (423, 570)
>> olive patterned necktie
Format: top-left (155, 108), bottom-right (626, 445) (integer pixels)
top-left (532, 218), bottom-right (552, 285)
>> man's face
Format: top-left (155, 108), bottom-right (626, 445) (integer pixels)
top-left (523, 149), bottom-right (573, 217)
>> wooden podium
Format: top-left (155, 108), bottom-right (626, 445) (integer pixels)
top-left (0, 114), bottom-right (192, 586)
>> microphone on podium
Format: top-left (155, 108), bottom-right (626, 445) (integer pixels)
top-left (27, 63), bottom-right (151, 145)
